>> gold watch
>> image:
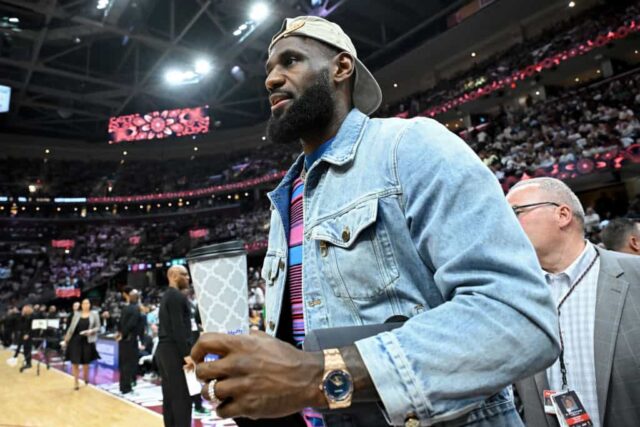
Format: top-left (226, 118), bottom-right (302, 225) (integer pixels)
top-left (320, 348), bottom-right (354, 409)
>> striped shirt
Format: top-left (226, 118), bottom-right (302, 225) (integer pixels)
top-left (286, 139), bottom-right (333, 427)
top-left (288, 176), bottom-right (306, 346)
top-left (545, 242), bottom-right (600, 426)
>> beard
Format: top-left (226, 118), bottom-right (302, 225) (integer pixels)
top-left (266, 69), bottom-right (335, 145)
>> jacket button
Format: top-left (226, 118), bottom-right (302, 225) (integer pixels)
top-left (341, 226), bottom-right (350, 242)
top-left (268, 321), bottom-right (275, 331)
top-left (319, 241), bottom-right (328, 257)
top-left (404, 415), bottom-right (419, 427)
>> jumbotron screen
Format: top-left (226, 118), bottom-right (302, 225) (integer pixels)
top-left (108, 105), bottom-right (210, 144)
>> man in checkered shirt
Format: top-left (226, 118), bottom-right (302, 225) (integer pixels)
top-left (507, 177), bottom-right (640, 427)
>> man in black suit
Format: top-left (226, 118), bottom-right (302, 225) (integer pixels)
top-left (14, 305), bottom-right (34, 372)
top-left (118, 288), bottom-right (141, 394)
top-left (156, 266), bottom-right (195, 427)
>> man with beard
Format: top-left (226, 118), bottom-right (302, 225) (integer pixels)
top-left (192, 16), bottom-right (560, 427)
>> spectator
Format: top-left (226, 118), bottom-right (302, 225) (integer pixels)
top-left (600, 218), bottom-right (640, 255)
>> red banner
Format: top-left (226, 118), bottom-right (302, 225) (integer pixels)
top-left (55, 287), bottom-right (81, 298)
top-left (189, 228), bottom-right (209, 239)
top-left (51, 239), bottom-right (75, 249)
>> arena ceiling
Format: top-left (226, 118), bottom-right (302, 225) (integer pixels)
top-left (0, 0), bottom-right (468, 141)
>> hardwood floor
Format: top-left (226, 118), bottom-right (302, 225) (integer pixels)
top-left (0, 349), bottom-right (162, 427)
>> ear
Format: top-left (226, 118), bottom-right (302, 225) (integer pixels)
top-left (629, 235), bottom-right (640, 253)
top-left (333, 52), bottom-right (355, 85)
top-left (557, 204), bottom-right (573, 228)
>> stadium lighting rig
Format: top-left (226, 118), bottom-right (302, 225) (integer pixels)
top-left (164, 58), bottom-right (212, 86)
top-left (233, 2), bottom-right (270, 40)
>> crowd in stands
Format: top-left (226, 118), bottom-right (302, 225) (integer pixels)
top-left (0, 208), bottom-right (272, 310)
top-left (0, 143), bottom-right (297, 199)
top-left (377, 1), bottom-right (640, 118)
top-left (467, 71), bottom-right (640, 188)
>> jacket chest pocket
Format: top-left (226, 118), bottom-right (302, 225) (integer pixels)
top-left (309, 198), bottom-right (398, 300)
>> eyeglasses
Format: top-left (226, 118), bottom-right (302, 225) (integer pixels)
top-left (511, 202), bottom-right (560, 217)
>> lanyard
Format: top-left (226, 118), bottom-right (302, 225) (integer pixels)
top-left (556, 249), bottom-right (600, 389)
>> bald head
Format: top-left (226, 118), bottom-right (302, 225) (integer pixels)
top-left (128, 289), bottom-right (139, 304)
top-left (167, 265), bottom-right (190, 290)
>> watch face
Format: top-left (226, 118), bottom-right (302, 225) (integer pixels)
top-left (324, 370), bottom-right (353, 401)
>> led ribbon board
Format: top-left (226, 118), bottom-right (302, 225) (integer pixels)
top-left (108, 106), bottom-right (209, 144)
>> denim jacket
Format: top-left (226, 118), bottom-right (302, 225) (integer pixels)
top-left (263, 109), bottom-right (560, 426)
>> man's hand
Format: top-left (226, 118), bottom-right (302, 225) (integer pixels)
top-left (192, 330), bottom-right (326, 420)
top-left (183, 355), bottom-right (195, 372)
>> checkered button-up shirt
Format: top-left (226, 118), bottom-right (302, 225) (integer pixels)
top-left (545, 242), bottom-right (600, 426)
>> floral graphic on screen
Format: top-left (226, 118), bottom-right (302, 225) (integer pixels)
top-left (108, 106), bottom-right (209, 143)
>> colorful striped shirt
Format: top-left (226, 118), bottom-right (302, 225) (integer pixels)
top-left (287, 139), bottom-right (333, 427)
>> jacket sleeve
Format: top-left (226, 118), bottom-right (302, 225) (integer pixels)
top-left (354, 118), bottom-right (561, 425)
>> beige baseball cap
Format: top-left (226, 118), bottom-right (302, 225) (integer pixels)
top-left (268, 16), bottom-right (383, 115)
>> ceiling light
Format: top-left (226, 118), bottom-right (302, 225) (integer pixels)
top-left (36, 207), bottom-right (40, 211)
top-left (568, 1), bottom-right (576, 7)
top-left (596, 69), bottom-right (601, 74)
top-left (165, 69), bottom-right (184, 84)
top-left (45, 148), bottom-right (50, 154)
top-left (249, 3), bottom-right (269, 23)
top-left (194, 146), bottom-right (198, 151)
top-left (96, 0), bottom-right (109, 10)
top-left (471, 52), bottom-right (476, 57)
top-left (233, 29), bottom-right (242, 36)
top-left (122, 150), bottom-right (127, 156)
top-left (393, 83), bottom-right (398, 88)
top-left (164, 69), bottom-right (199, 85)
top-left (261, 136), bottom-right (266, 141)
top-left (8, 17), bottom-right (19, 23)
top-left (575, 77), bottom-right (580, 82)
top-left (194, 59), bottom-right (212, 75)
top-left (535, 91), bottom-right (540, 95)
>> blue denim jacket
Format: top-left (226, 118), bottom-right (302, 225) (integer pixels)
top-left (263, 109), bottom-right (560, 426)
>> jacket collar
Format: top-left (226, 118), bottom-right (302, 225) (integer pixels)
top-left (267, 108), bottom-right (368, 216)
top-left (314, 108), bottom-right (368, 168)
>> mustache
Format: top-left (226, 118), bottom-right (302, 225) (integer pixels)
top-left (268, 89), bottom-right (294, 98)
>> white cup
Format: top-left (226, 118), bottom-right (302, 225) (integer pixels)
top-left (187, 241), bottom-right (249, 336)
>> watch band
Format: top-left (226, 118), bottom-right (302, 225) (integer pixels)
top-left (321, 348), bottom-right (353, 409)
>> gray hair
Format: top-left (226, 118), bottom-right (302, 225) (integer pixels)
top-left (509, 177), bottom-right (585, 227)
